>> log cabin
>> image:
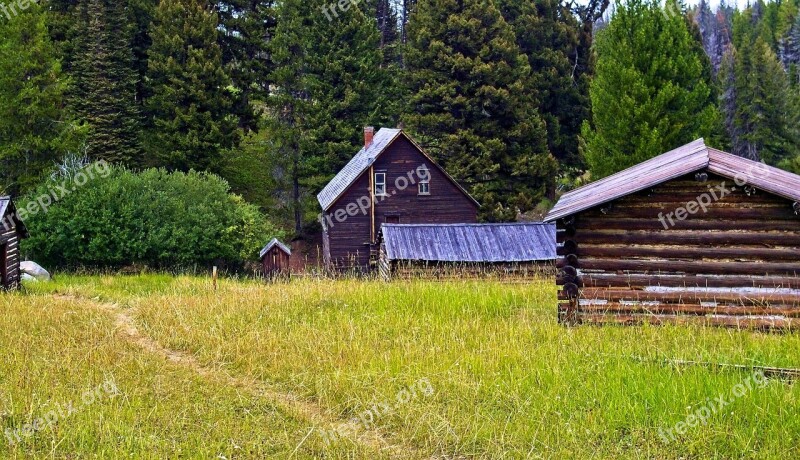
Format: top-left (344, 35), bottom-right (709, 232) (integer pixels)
top-left (259, 238), bottom-right (291, 279)
top-left (378, 223), bottom-right (556, 280)
top-left (545, 139), bottom-right (800, 329)
top-left (317, 127), bottom-right (479, 270)
top-left (0, 197), bottom-right (29, 290)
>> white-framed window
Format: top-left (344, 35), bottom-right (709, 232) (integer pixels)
top-left (374, 172), bottom-right (387, 196)
top-left (418, 167), bottom-right (430, 195)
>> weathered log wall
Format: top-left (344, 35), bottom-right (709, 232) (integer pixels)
top-left (556, 172), bottom-right (800, 329)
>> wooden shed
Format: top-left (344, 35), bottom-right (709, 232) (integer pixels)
top-left (259, 238), bottom-right (291, 279)
top-left (545, 139), bottom-right (800, 329)
top-left (0, 197), bottom-right (29, 290)
top-left (378, 223), bottom-right (556, 280)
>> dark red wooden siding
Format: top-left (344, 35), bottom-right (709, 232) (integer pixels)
top-left (325, 136), bottom-right (478, 269)
top-left (261, 247), bottom-right (290, 277)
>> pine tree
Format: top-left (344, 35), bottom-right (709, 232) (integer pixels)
top-left (217, 0), bottom-right (278, 131)
top-left (779, 81), bottom-right (800, 173)
top-left (269, 0), bottom-right (393, 233)
top-left (786, 14), bottom-right (800, 71)
top-left (144, 0), bottom-right (239, 172)
top-left (581, 0), bottom-right (721, 179)
top-left (71, 0), bottom-right (143, 165)
top-left (373, 0), bottom-right (401, 65)
top-left (400, 0), bottom-right (418, 44)
top-left (404, 0), bottom-right (556, 221)
top-left (695, 0), bottom-right (732, 74)
top-left (495, 0), bottom-right (591, 171)
top-left (728, 31), bottom-right (796, 163)
top-left (718, 48), bottom-right (744, 156)
top-left (128, 0), bottom-right (159, 104)
top-left (0, 3), bottom-right (84, 193)
top-left (44, 0), bottom-right (81, 67)
top-left (776, 0), bottom-right (798, 66)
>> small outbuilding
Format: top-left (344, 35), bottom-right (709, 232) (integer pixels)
top-left (259, 238), bottom-right (291, 279)
top-left (545, 139), bottom-right (800, 329)
top-left (0, 197), bottom-right (29, 290)
top-left (378, 223), bottom-right (556, 280)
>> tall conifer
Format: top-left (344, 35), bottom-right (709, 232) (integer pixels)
top-left (404, 0), bottom-right (556, 221)
top-left (581, 0), bottom-right (720, 179)
top-left (144, 0), bottom-right (239, 172)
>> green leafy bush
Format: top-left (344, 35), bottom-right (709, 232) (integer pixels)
top-left (19, 165), bottom-right (284, 269)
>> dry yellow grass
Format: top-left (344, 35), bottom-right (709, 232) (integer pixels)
top-left (6, 274), bottom-right (800, 458)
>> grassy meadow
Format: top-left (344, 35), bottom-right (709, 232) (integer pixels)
top-left (1, 274), bottom-right (799, 459)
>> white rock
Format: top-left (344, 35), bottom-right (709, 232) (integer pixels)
top-left (21, 273), bottom-right (37, 282)
top-left (20, 261), bottom-right (51, 281)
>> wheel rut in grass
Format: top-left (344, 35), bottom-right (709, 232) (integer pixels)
top-left (54, 293), bottom-right (428, 459)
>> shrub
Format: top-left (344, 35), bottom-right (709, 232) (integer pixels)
top-left (19, 164), bottom-right (284, 269)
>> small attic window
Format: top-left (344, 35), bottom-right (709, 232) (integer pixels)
top-left (418, 166), bottom-right (430, 195)
top-left (374, 172), bottom-right (387, 196)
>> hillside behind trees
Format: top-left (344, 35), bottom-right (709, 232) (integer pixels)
top-left (1, 0), bottom-right (799, 235)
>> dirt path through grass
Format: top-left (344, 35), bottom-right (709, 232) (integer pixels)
top-left (54, 294), bottom-right (426, 459)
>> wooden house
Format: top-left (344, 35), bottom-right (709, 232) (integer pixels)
top-left (378, 223), bottom-right (556, 280)
top-left (545, 139), bottom-right (800, 329)
top-left (259, 238), bottom-right (291, 279)
top-left (317, 127), bottom-right (479, 270)
top-left (0, 197), bottom-right (28, 290)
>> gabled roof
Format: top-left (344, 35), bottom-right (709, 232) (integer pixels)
top-left (545, 139), bottom-right (800, 222)
top-left (0, 197), bottom-right (29, 238)
top-left (317, 128), bottom-right (479, 211)
top-left (259, 238), bottom-right (291, 259)
top-left (381, 223), bottom-right (556, 262)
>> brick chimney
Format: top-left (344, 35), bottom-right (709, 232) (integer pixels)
top-left (364, 126), bottom-right (375, 148)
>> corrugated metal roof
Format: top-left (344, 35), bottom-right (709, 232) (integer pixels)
top-left (381, 223), bottom-right (556, 262)
top-left (316, 128), bottom-right (402, 211)
top-left (259, 238), bottom-right (291, 258)
top-left (545, 139), bottom-right (800, 221)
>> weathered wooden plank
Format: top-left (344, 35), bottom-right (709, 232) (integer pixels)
top-left (559, 244), bottom-right (799, 261)
top-left (556, 277), bottom-right (582, 287)
top-left (577, 273), bottom-right (800, 289)
top-left (562, 288), bottom-right (800, 305)
top-left (573, 258), bottom-right (800, 276)
top-left (558, 230), bottom-right (800, 246)
top-left (619, 191), bottom-right (788, 205)
top-left (575, 217), bottom-right (799, 232)
top-left (572, 312), bottom-right (795, 330)
top-left (580, 206), bottom-right (799, 220)
top-left (565, 303), bottom-right (800, 318)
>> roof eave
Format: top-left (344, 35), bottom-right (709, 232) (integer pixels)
top-left (545, 140), bottom-right (710, 222)
top-left (318, 130), bottom-right (480, 212)
top-left (399, 132), bottom-right (481, 209)
top-left (317, 130), bottom-right (404, 212)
